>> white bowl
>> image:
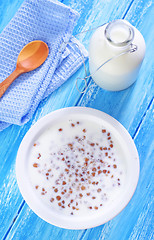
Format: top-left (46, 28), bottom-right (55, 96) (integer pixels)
top-left (16, 107), bottom-right (139, 229)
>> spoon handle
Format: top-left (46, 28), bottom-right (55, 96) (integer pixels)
top-left (0, 69), bottom-right (22, 98)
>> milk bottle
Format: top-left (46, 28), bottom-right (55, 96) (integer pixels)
top-left (89, 19), bottom-right (146, 91)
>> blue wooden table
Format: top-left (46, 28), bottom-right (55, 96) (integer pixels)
top-left (0, 0), bottom-right (153, 239)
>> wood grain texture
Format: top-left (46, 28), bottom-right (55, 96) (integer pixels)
top-left (0, 0), bottom-right (24, 33)
top-left (0, 0), bottom-right (153, 239)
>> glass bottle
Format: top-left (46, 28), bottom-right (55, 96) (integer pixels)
top-left (89, 19), bottom-right (146, 91)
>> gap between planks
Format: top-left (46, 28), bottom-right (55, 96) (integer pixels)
top-left (3, 201), bottom-right (25, 240)
top-left (122, 0), bottom-right (134, 19)
top-left (132, 97), bottom-right (154, 140)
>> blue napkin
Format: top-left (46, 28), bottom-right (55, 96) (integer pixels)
top-left (0, 0), bottom-right (88, 131)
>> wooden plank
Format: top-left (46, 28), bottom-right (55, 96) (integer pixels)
top-left (0, 0), bottom-right (24, 33)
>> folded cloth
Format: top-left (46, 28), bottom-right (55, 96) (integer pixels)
top-left (0, 0), bottom-right (88, 131)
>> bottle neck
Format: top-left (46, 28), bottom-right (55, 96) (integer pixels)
top-left (104, 20), bottom-right (134, 52)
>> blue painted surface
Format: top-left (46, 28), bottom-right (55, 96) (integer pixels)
top-left (0, 0), bottom-right (153, 239)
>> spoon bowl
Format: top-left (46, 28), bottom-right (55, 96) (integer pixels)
top-left (17, 40), bottom-right (49, 72)
top-left (0, 40), bottom-right (49, 98)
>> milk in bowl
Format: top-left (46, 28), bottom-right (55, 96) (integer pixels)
top-left (28, 115), bottom-right (126, 217)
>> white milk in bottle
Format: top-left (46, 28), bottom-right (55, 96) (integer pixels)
top-left (89, 19), bottom-right (146, 91)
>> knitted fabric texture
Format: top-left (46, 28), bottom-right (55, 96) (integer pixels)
top-left (0, 0), bottom-right (88, 131)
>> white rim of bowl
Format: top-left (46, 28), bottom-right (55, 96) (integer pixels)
top-left (16, 107), bottom-right (139, 229)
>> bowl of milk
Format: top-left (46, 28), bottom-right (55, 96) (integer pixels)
top-left (16, 107), bottom-right (139, 229)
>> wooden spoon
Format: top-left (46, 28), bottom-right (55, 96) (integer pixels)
top-left (0, 40), bottom-right (49, 98)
